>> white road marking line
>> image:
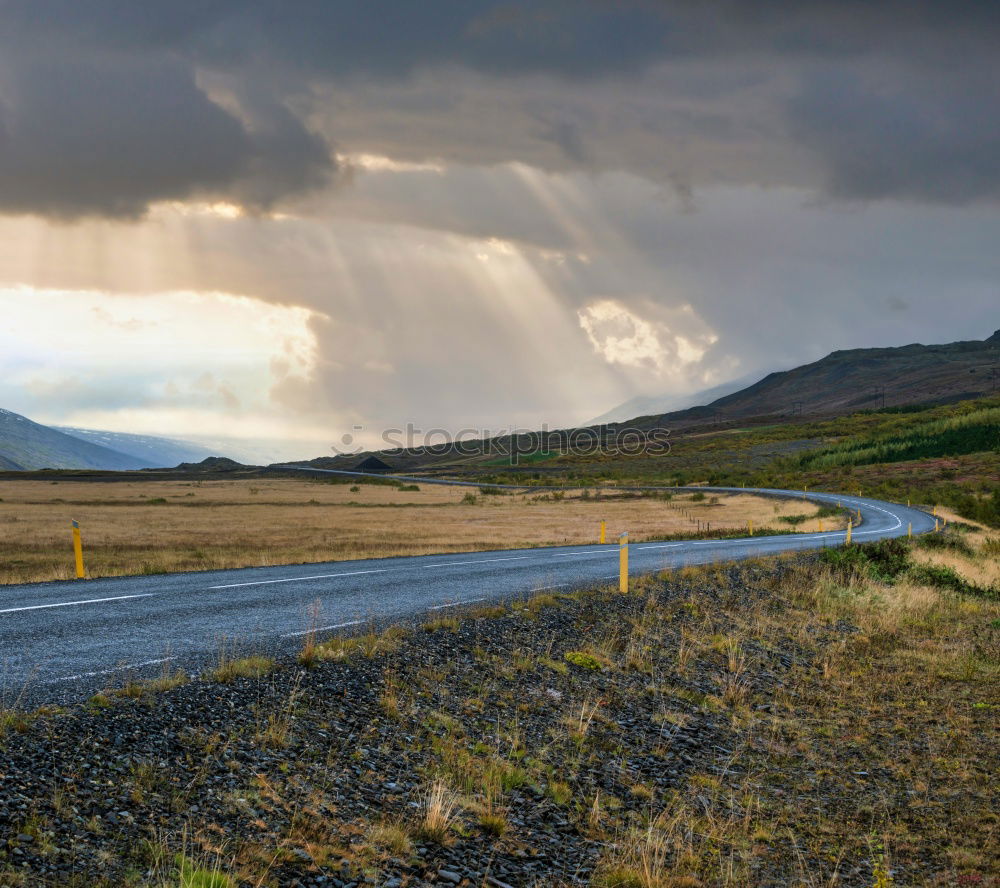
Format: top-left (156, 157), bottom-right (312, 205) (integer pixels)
top-left (47, 656), bottom-right (176, 683)
top-left (428, 597), bottom-right (488, 611)
top-left (548, 551), bottom-right (598, 558)
top-left (638, 543), bottom-right (684, 550)
top-left (535, 584), bottom-right (569, 591)
top-left (423, 555), bottom-right (532, 567)
top-left (281, 620), bottom-right (363, 638)
top-left (423, 556), bottom-right (531, 568)
top-left (209, 569), bottom-right (387, 590)
top-left (0, 593), bottom-right (155, 615)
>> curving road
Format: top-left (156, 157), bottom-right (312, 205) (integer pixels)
top-left (0, 486), bottom-right (936, 703)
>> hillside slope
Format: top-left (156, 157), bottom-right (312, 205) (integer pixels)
top-left (56, 426), bottom-right (219, 469)
top-left (0, 409), bottom-right (148, 471)
top-left (631, 330), bottom-right (1000, 428)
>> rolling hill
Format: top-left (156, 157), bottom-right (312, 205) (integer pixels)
top-left (628, 329), bottom-right (1000, 428)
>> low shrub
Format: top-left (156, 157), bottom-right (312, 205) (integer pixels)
top-left (820, 538), bottom-right (912, 583)
top-left (565, 651), bottom-right (603, 671)
top-left (907, 564), bottom-right (996, 600)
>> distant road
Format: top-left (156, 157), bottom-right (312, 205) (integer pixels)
top-left (0, 486), bottom-right (936, 702)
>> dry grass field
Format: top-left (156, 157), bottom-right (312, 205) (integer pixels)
top-left (0, 479), bottom-right (843, 584)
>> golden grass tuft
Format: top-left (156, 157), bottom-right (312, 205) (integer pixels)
top-left (416, 780), bottom-right (459, 844)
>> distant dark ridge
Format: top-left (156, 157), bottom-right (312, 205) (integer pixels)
top-left (172, 456), bottom-right (247, 472)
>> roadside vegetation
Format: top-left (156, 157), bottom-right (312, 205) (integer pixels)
top-left (1, 524), bottom-right (996, 886)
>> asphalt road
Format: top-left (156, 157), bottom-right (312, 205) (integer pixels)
top-left (0, 487), bottom-right (936, 703)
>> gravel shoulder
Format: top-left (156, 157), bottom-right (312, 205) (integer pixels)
top-left (0, 536), bottom-right (997, 887)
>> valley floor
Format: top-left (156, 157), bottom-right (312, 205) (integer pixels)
top-left (0, 479), bottom-right (840, 584)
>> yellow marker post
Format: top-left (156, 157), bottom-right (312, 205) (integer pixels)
top-left (907, 498), bottom-right (910, 508)
top-left (932, 505), bottom-right (938, 517)
top-left (907, 522), bottom-right (912, 538)
top-left (935, 518), bottom-right (940, 532)
top-left (748, 519), bottom-right (753, 536)
top-left (857, 508), bottom-right (862, 521)
top-left (619, 533), bottom-right (629, 594)
top-left (846, 519), bottom-right (852, 545)
top-left (818, 519), bottom-right (824, 532)
top-left (599, 520), bottom-right (606, 545)
top-left (71, 519), bottom-right (85, 579)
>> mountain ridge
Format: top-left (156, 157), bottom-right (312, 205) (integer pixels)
top-left (0, 409), bottom-right (150, 471)
top-left (0, 409), bottom-right (236, 471)
top-left (625, 330), bottom-right (1000, 428)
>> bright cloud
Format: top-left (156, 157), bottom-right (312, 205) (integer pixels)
top-left (578, 300), bottom-right (667, 371)
top-left (0, 287), bottom-right (323, 444)
top-left (577, 300), bottom-right (718, 379)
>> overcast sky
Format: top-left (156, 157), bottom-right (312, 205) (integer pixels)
top-left (1, 1), bottom-right (997, 458)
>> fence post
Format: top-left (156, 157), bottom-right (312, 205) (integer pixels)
top-left (619, 533), bottom-right (628, 594)
top-left (846, 519), bottom-right (852, 545)
top-left (71, 519), bottom-right (85, 579)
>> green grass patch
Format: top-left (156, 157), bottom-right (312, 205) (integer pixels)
top-left (799, 405), bottom-right (1000, 469)
top-left (205, 655), bottom-right (275, 684)
top-left (565, 651), bottom-right (604, 671)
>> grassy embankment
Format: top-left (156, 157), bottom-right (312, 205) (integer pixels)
top-left (1, 521), bottom-right (996, 887)
top-left (472, 397), bottom-right (1000, 528)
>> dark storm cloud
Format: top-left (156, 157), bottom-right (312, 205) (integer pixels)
top-left (0, 51), bottom-right (334, 218)
top-left (788, 66), bottom-right (1000, 204)
top-left (0, 56), bottom-right (249, 218)
top-left (0, 1), bottom-right (997, 217)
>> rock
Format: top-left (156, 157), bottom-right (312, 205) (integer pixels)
top-left (438, 870), bottom-right (462, 884)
